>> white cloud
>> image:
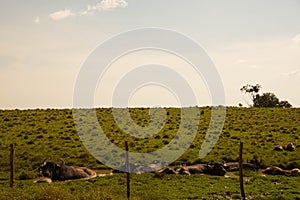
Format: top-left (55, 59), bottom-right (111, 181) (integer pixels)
top-left (34, 17), bottom-right (40, 24)
top-left (80, 0), bottom-right (128, 15)
top-left (49, 9), bottom-right (75, 21)
top-left (97, 0), bottom-right (128, 10)
top-left (293, 33), bottom-right (300, 44)
top-left (281, 70), bottom-right (300, 77)
top-left (51, 0), bottom-right (128, 19)
top-left (79, 5), bottom-right (96, 16)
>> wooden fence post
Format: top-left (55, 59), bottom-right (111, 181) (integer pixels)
top-left (125, 141), bottom-right (130, 200)
top-left (239, 142), bottom-right (245, 200)
top-left (10, 143), bottom-right (15, 188)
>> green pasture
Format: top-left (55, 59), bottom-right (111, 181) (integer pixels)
top-left (0, 107), bottom-right (299, 199)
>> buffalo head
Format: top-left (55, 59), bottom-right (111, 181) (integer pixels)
top-left (208, 163), bottom-right (226, 176)
top-left (39, 159), bottom-right (63, 180)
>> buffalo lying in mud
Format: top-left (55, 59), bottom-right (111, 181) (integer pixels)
top-left (262, 166), bottom-right (300, 177)
top-left (262, 166), bottom-right (289, 176)
top-left (290, 168), bottom-right (300, 176)
top-left (273, 142), bottom-right (296, 151)
top-left (223, 159), bottom-right (262, 172)
top-left (176, 163), bottom-right (226, 176)
top-left (112, 160), bottom-right (164, 174)
top-left (38, 159), bottom-right (97, 181)
top-left (158, 167), bottom-right (177, 174)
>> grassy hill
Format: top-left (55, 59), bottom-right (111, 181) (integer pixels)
top-left (0, 107), bottom-right (299, 180)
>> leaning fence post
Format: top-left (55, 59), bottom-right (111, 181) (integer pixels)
top-left (10, 143), bottom-right (15, 188)
top-left (239, 142), bottom-right (245, 200)
top-left (125, 141), bottom-right (131, 200)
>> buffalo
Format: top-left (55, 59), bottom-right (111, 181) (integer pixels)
top-left (158, 167), bottom-right (177, 174)
top-left (262, 166), bottom-right (290, 176)
top-left (39, 159), bottom-right (97, 181)
top-left (262, 166), bottom-right (300, 177)
top-left (223, 162), bottom-right (257, 171)
top-left (223, 159), bottom-right (261, 172)
top-left (112, 160), bottom-right (164, 174)
top-left (273, 142), bottom-right (296, 151)
top-left (177, 163), bottom-right (226, 176)
top-left (290, 168), bottom-right (300, 177)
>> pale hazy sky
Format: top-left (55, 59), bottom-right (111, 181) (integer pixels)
top-left (0, 0), bottom-right (300, 109)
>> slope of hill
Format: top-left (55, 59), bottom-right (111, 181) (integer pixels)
top-left (0, 107), bottom-right (299, 180)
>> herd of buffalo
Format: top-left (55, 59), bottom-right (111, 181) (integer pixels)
top-left (35, 142), bottom-right (299, 183)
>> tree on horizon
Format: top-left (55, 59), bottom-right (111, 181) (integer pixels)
top-left (240, 84), bottom-right (292, 108)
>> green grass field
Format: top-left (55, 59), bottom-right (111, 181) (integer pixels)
top-left (1, 173), bottom-right (300, 200)
top-left (0, 107), bottom-right (299, 199)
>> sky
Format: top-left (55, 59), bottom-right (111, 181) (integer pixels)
top-left (0, 0), bottom-right (300, 109)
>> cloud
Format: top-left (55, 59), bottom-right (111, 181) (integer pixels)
top-left (49, 0), bottom-right (128, 20)
top-left (34, 17), bottom-right (40, 24)
top-left (293, 34), bottom-right (300, 44)
top-left (97, 0), bottom-right (128, 10)
top-left (281, 70), bottom-right (300, 77)
top-left (80, 0), bottom-right (128, 15)
top-left (49, 9), bottom-right (75, 21)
